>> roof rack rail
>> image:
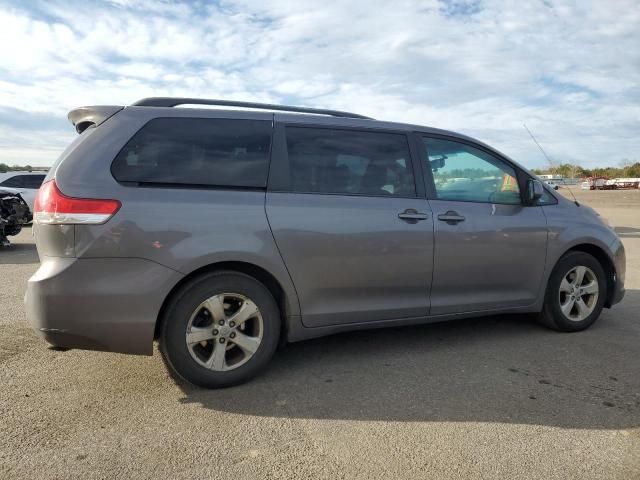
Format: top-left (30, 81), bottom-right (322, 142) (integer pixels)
top-left (131, 97), bottom-right (373, 120)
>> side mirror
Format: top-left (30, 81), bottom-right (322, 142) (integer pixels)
top-left (430, 156), bottom-right (446, 171)
top-left (527, 179), bottom-right (544, 203)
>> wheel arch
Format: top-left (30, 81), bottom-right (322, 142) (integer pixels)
top-left (154, 261), bottom-right (291, 342)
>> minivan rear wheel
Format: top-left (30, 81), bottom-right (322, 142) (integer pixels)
top-left (538, 251), bottom-right (606, 332)
top-left (159, 271), bottom-right (280, 388)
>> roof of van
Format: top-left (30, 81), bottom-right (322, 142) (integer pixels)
top-left (68, 96), bottom-right (469, 139)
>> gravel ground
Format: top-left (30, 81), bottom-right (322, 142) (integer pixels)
top-left (1, 189), bottom-right (639, 479)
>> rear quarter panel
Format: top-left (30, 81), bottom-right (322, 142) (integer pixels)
top-left (74, 188), bottom-right (300, 316)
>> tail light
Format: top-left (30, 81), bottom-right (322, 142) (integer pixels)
top-left (34, 180), bottom-right (121, 225)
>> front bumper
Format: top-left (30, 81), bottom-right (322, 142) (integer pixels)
top-left (25, 256), bottom-right (182, 355)
top-left (608, 239), bottom-right (626, 307)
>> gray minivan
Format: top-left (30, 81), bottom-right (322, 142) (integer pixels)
top-left (26, 98), bottom-right (625, 388)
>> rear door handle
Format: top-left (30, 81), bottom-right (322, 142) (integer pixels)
top-left (398, 209), bottom-right (429, 221)
top-left (437, 211), bottom-right (465, 224)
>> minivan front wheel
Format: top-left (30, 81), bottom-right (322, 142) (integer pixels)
top-left (539, 252), bottom-right (606, 332)
top-left (160, 271), bottom-right (280, 388)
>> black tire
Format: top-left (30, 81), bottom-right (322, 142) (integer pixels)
top-left (538, 251), bottom-right (607, 332)
top-left (159, 271), bottom-right (281, 388)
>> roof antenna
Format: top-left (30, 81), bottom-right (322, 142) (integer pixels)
top-left (523, 123), bottom-right (579, 206)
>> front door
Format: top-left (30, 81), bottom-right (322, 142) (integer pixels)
top-left (266, 124), bottom-right (434, 327)
top-left (419, 135), bottom-right (548, 315)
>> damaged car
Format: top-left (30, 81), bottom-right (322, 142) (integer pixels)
top-left (0, 187), bottom-right (32, 247)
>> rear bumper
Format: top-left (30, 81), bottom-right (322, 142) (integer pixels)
top-left (25, 256), bottom-right (182, 355)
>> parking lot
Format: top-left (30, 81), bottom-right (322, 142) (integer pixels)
top-left (1, 189), bottom-right (639, 479)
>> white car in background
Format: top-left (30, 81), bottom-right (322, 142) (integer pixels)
top-left (544, 180), bottom-right (560, 190)
top-left (0, 172), bottom-right (47, 212)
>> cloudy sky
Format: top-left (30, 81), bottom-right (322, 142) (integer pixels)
top-left (0, 0), bottom-right (638, 168)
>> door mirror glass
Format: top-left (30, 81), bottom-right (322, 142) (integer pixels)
top-left (527, 179), bottom-right (544, 203)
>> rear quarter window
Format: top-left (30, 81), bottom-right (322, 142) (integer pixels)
top-left (111, 118), bottom-right (272, 188)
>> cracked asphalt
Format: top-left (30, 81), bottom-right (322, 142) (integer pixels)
top-left (1, 189), bottom-right (639, 479)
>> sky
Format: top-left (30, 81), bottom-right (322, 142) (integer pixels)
top-left (0, 0), bottom-right (638, 169)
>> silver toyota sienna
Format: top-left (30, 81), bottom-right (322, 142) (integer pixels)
top-left (25, 97), bottom-right (626, 388)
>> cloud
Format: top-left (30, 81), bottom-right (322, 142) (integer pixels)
top-left (0, 0), bottom-right (638, 168)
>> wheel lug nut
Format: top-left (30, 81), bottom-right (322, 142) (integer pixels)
top-left (219, 338), bottom-right (226, 344)
top-left (230, 332), bottom-right (236, 339)
top-left (229, 321), bottom-right (235, 328)
top-left (218, 319), bottom-right (225, 326)
top-left (212, 329), bottom-right (219, 336)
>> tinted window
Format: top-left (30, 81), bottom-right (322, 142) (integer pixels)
top-left (22, 175), bottom-right (45, 189)
top-left (0, 175), bottom-right (24, 188)
top-left (0, 174), bottom-right (43, 188)
top-left (537, 188), bottom-right (557, 205)
top-left (284, 127), bottom-right (416, 197)
top-left (423, 137), bottom-right (521, 204)
top-left (112, 118), bottom-right (272, 188)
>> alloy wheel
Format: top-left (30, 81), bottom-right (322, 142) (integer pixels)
top-left (558, 266), bottom-right (599, 322)
top-left (185, 293), bottom-right (263, 371)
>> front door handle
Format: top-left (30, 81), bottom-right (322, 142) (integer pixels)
top-left (437, 211), bottom-right (465, 224)
top-left (398, 209), bottom-right (429, 221)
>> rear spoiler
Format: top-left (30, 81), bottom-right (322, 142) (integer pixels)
top-left (67, 105), bottom-right (123, 134)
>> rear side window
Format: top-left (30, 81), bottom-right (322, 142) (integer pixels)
top-left (112, 118), bottom-right (272, 188)
top-left (283, 127), bottom-right (416, 197)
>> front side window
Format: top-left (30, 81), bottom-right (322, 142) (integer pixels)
top-left (423, 137), bottom-right (521, 204)
top-left (284, 127), bottom-right (416, 197)
top-left (536, 188), bottom-right (558, 205)
top-left (112, 118), bottom-right (272, 188)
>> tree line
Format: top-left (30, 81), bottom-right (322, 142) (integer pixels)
top-left (0, 164), bottom-right (39, 173)
top-left (434, 168), bottom-right (501, 180)
top-left (531, 162), bottom-right (640, 179)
